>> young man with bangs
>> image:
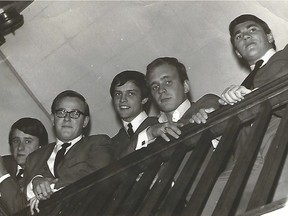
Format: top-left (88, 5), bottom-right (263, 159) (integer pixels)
top-left (0, 117), bottom-right (48, 214)
top-left (110, 70), bottom-right (158, 159)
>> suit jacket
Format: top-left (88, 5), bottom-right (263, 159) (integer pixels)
top-left (157, 94), bottom-right (221, 181)
top-left (234, 44), bottom-right (288, 158)
top-left (241, 45), bottom-right (288, 91)
top-left (3, 155), bottom-right (18, 178)
top-left (254, 44), bottom-right (288, 89)
top-left (0, 155), bottom-right (27, 214)
top-left (112, 117), bottom-right (158, 159)
top-left (24, 134), bottom-right (114, 190)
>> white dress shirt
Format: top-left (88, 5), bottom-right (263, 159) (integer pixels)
top-left (158, 99), bottom-right (191, 123)
top-left (122, 111), bottom-right (148, 137)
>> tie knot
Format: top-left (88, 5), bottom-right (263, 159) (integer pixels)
top-left (253, 59), bottom-right (264, 71)
top-left (61, 142), bottom-right (71, 149)
top-left (128, 123), bottom-right (133, 129)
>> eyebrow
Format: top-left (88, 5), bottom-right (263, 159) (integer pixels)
top-left (233, 24), bottom-right (259, 37)
top-left (114, 89), bottom-right (138, 93)
top-left (56, 108), bottom-right (83, 112)
top-left (149, 75), bottom-right (171, 86)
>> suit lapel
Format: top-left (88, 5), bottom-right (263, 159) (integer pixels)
top-left (38, 143), bottom-right (56, 176)
top-left (134, 117), bottom-right (158, 135)
top-left (61, 138), bottom-right (84, 167)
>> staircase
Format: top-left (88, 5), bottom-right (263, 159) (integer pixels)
top-left (13, 73), bottom-right (288, 216)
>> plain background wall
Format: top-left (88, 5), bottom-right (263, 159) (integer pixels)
top-left (0, 53), bottom-right (53, 155)
top-left (0, 1), bottom-right (287, 155)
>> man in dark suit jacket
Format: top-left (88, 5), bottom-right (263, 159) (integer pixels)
top-left (220, 14), bottom-right (288, 157)
top-left (128, 57), bottom-right (219, 188)
top-left (0, 117), bottom-right (48, 214)
top-left (24, 90), bottom-right (114, 213)
top-left (110, 70), bottom-right (158, 159)
top-left (212, 14), bottom-right (288, 215)
top-left (220, 15), bottom-right (288, 163)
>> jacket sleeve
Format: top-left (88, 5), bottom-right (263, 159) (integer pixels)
top-left (0, 177), bottom-right (27, 214)
top-left (194, 93), bottom-right (221, 111)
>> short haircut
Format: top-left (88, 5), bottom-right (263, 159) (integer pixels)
top-left (110, 70), bottom-right (149, 99)
top-left (229, 14), bottom-right (276, 49)
top-left (146, 57), bottom-right (189, 85)
top-left (51, 90), bottom-right (90, 116)
top-left (9, 117), bottom-right (48, 147)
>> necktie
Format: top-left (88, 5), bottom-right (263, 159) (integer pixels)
top-left (241, 59), bottom-right (264, 89)
top-left (54, 142), bottom-right (71, 177)
top-left (16, 168), bottom-right (24, 180)
top-left (127, 123), bottom-right (134, 138)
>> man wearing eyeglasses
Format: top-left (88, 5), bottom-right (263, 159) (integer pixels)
top-left (24, 90), bottom-right (114, 214)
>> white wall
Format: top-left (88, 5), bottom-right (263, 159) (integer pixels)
top-left (0, 1), bottom-right (287, 154)
top-left (0, 53), bottom-right (54, 155)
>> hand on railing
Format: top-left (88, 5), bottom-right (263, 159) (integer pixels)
top-left (189, 107), bottom-right (216, 124)
top-left (32, 176), bottom-right (58, 200)
top-left (147, 122), bottom-right (184, 142)
top-left (29, 176), bottom-right (59, 214)
top-left (218, 85), bottom-right (252, 105)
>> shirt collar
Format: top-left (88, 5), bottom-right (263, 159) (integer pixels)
top-left (250, 48), bottom-right (276, 70)
top-left (158, 99), bottom-right (191, 123)
top-left (122, 111), bottom-right (148, 132)
top-left (56, 135), bottom-right (83, 147)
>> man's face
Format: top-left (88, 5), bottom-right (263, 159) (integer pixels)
top-left (51, 96), bottom-right (89, 142)
top-left (11, 129), bottom-right (40, 168)
top-left (232, 20), bottom-right (274, 65)
top-left (113, 81), bottom-right (146, 122)
top-left (147, 64), bottom-right (189, 113)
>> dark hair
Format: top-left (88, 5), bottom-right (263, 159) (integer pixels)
top-left (146, 57), bottom-right (189, 85)
top-left (9, 117), bottom-right (48, 147)
top-left (229, 14), bottom-right (276, 49)
top-left (110, 70), bottom-right (149, 99)
top-left (51, 90), bottom-right (90, 116)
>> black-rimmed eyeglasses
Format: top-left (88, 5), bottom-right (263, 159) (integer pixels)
top-left (54, 109), bottom-right (85, 119)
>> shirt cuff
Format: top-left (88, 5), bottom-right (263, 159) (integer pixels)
top-left (135, 127), bottom-right (156, 150)
top-left (136, 128), bottom-right (148, 150)
top-left (211, 136), bottom-right (221, 149)
top-left (26, 175), bottom-right (43, 200)
top-left (0, 174), bottom-right (10, 184)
